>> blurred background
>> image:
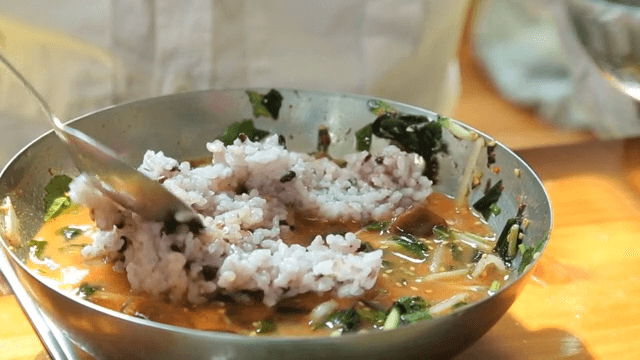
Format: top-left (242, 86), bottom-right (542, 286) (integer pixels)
top-left (0, 0), bottom-right (638, 166)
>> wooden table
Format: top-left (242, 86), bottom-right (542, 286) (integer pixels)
top-left (455, 138), bottom-right (640, 359)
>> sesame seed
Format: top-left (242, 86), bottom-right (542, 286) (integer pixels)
top-left (410, 286), bottom-right (419, 291)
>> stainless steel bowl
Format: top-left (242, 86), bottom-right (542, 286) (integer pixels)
top-left (0, 89), bottom-right (552, 359)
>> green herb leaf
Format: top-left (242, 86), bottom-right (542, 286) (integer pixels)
top-left (392, 234), bottom-right (428, 258)
top-left (366, 221), bottom-right (390, 232)
top-left (448, 242), bottom-right (462, 261)
top-left (246, 89), bottom-right (283, 119)
top-left (58, 244), bottom-right (88, 253)
top-left (355, 124), bottom-right (373, 151)
top-left (396, 296), bottom-right (428, 313)
top-left (254, 319), bottom-right (276, 334)
top-left (55, 226), bottom-right (83, 240)
top-left (402, 310), bottom-right (432, 324)
top-left (473, 180), bottom-right (504, 220)
top-left (326, 309), bottom-right (361, 332)
top-left (78, 283), bottom-right (102, 297)
top-left (247, 91), bottom-right (272, 118)
top-left (452, 301), bottom-right (468, 309)
top-left (44, 175), bottom-right (75, 222)
top-left (217, 119), bottom-right (271, 146)
top-left (518, 237), bottom-right (546, 274)
top-left (368, 100), bottom-right (397, 116)
top-left (28, 239), bottom-right (47, 259)
top-left (432, 226), bottom-right (451, 240)
top-left (357, 308), bottom-right (387, 326)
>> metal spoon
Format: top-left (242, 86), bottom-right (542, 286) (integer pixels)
top-left (0, 53), bottom-right (203, 232)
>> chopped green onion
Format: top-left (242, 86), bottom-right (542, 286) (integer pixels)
top-left (518, 237), bottom-right (547, 274)
top-left (438, 117), bottom-right (474, 140)
top-left (383, 306), bottom-right (401, 330)
top-left (366, 221), bottom-right (390, 232)
top-left (432, 226), bottom-right (451, 240)
top-left (368, 100), bottom-right (397, 116)
top-left (473, 180), bottom-right (504, 220)
top-left (490, 280), bottom-right (501, 292)
top-left (254, 320), bottom-right (276, 334)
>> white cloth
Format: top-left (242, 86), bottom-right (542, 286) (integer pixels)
top-left (473, 0), bottom-right (640, 138)
top-left (0, 0), bottom-right (469, 165)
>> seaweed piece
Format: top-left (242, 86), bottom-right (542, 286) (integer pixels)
top-left (202, 265), bottom-right (218, 281)
top-left (261, 89), bottom-right (284, 119)
top-left (370, 113), bottom-right (444, 180)
top-left (392, 234), bottom-right (428, 258)
top-left (279, 171), bottom-right (296, 183)
top-left (357, 242), bottom-right (375, 253)
top-left (487, 142), bottom-right (497, 167)
top-left (217, 119), bottom-right (270, 146)
top-left (317, 126), bottom-right (331, 154)
top-left (43, 175), bottom-right (76, 222)
top-left (473, 180), bottom-right (504, 220)
top-left (55, 226), bottom-right (83, 240)
top-left (494, 216), bottom-right (524, 262)
top-left (355, 124), bottom-right (373, 151)
top-left (27, 239), bottom-right (47, 259)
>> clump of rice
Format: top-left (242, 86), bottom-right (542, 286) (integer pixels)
top-left (69, 135), bottom-right (433, 306)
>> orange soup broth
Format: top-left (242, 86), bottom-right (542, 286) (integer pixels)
top-left (27, 193), bottom-right (506, 336)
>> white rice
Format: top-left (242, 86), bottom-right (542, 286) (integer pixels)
top-left (69, 135), bottom-right (433, 306)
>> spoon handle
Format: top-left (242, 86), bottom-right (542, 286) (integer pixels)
top-left (0, 53), bottom-right (66, 131)
top-left (0, 247), bottom-right (78, 360)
